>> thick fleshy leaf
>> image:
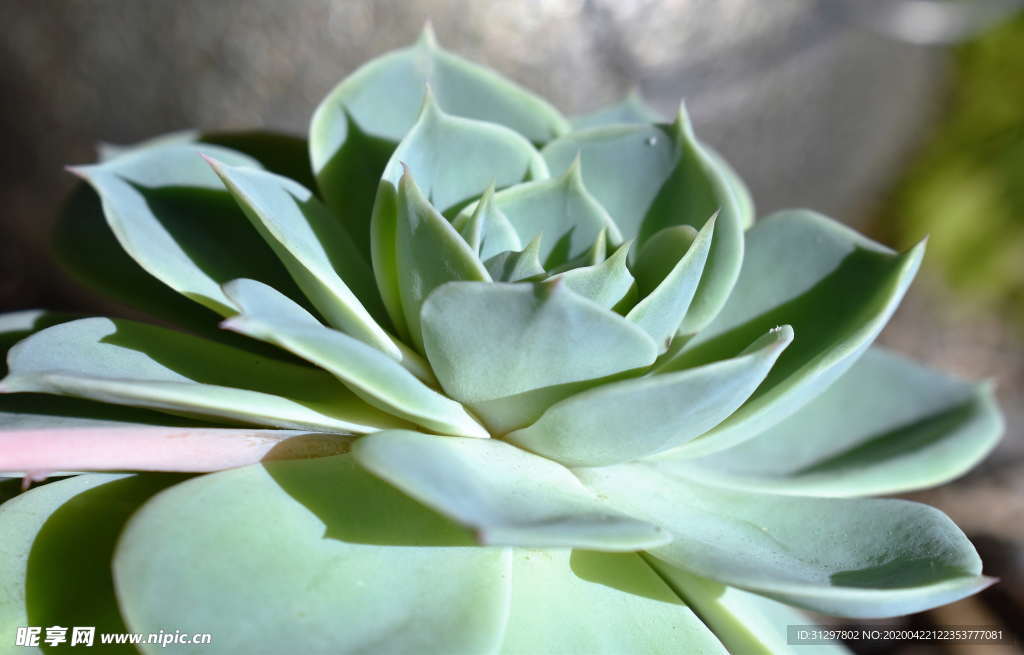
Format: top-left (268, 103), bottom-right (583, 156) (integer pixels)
top-left (627, 214), bottom-right (716, 348)
top-left (1, 473), bottom-right (180, 653)
top-left (381, 92), bottom-right (549, 215)
top-left (632, 225), bottom-right (697, 295)
top-left (393, 171), bottom-right (491, 353)
top-left (222, 280), bottom-right (486, 438)
top-left (578, 463), bottom-right (993, 618)
top-left (311, 27), bottom-right (566, 252)
top-left (0, 318), bottom-right (407, 434)
top-left (542, 105), bottom-right (747, 332)
top-left (485, 237), bottom-right (546, 282)
top-left (455, 159), bottom-right (621, 269)
top-left (0, 311), bottom-right (73, 378)
top-left (570, 90), bottom-right (663, 130)
top-left (453, 184), bottom-right (523, 260)
top-left (506, 326), bottom-right (792, 466)
top-left (420, 281), bottom-right (658, 406)
top-left (546, 241), bottom-right (635, 310)
top-left (208, 159), bottom-right (399, 356)
top-left (352, 430), bottom-right (667, 550)
top-left (72, 144), bottom-right (304, 317)
top-left (647, 560), bottom-right (851, 655)
top-left (500, 550), bottom-right (727, 655)
top-left (664, 347), bottom-right (1003, 497)
top-left (114, 455), bottom-right (510, 654)
top-left (199, 130), bottom-right (316, 190)
top-left (659, 211), bottom-right (925, 458)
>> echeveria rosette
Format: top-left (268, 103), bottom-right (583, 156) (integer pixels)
top-left (0, 27), bottom-right (1004, 655)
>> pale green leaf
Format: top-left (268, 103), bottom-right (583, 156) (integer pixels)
top-left (0, 318), bottom-right (407, 434)
top-left (310, 27), bottom-right (566, 253)
top-left (664, 347), bottom-right (1003, 497)
top-left (507, 326), bottom-right (792, 466)
top-left (1, 473), bottom-right (180, 654)
top-left (207, 160), bottom-right (400, 357)
top-left (659, 211), bottom-right (925, 458)
top-left (627, 214), bottom-right (716, 348)
top-left (500, 550), bottom-right (727, 655)
top-left (647, 560), bottom-right (852, 655)
top-left (455, 159), bottom-right (621, 269)
top-left (72, 144), bottom-right (304, 317)
top-left (546, 241), bottom-right (635, 310)
top-left (542, 105), bottom-right (748, 332)
top-left (420, 281), bottom-right (657, 406)
top-left (353, 430), bottom-right (667, 550)
top-left (381, 91), bottom-right (549, 215)
top-left (222, 279), bottom-right (486, 438)
top-left (578, 464), bottom-right (993, 618)
top-left (114, 455), bottom-right (510, 654)
top-left (452, 183), bottom-right (523, 260)
top-left (393, 171), bottom-right (491, 353)
top-left (484, 236), bottom-right (546, 282)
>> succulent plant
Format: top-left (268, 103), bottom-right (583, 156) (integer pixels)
top-left (0, 26), bottom-right (1004, 655)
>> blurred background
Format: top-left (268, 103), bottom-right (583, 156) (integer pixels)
top-left (0, 0), bottom-right (1021, 652)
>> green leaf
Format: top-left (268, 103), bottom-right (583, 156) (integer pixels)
top-left (353, 430), bottom-right (667, 550)
top-left (632, 225), bottom-right (697, 295)
top-left (500, 550), bottom-right (728, 655)
top-left (577, 463), bottom-right (993, 618)
top-left (484, 236), bottom-right (546, 282)
top-left (542, 105), bottom-right (748, 332)
top-left (454, 158), bottom-right (621, 269)
top-left (507, 326), bottom-right (791, 466)
top-left (310, 27), bottom-right (566, 252)
top-left (114, 455), bottom-right (510, 654)
top-left (660, 211), bottom-right (925, 458)
top-left (222, 279), bottom-right (486, 438)
top-left (570, 90), bottom-right (663, 130)
top-left (1, 473), bottom-right (181, 653)
top-left (0, 318), bottom-right (408, 434)
top-left (381, 91), bottom-right (549, 215)
top-left (393, 171), bottom-right (492, 353)
top-left (546, 241), bottom-right (635, 310)
top-left (0, 311), bottom-right (74, 378)
top-left (207, 159), bottom-right (404, 359)
top-left (646, 560), bottom-right (852, 655)
top-left (199, 130), bottom-right (316, 190)
top-left (420, 281), bottom-right (658, 406)
top-left (452, 183), bottom-right (523, 260)
top-left (662, 347), bottom-right (1003, 497)
top-left (72, 143), bottom-right (304, 317)
top-left (626, 214), bottom-right (716, 348)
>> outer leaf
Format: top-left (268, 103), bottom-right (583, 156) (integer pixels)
top-left (626, 214), bottom-right (716, 348)
top-left (646, 560), bottom-right (851, 655)
top-left (72, 144), bottom-right (303, 317)
top-left (222, 279), bottom-right (486, 438)
top-left (454, 159), bottom-right (621, 269)
top-left (546, 241), bottom-right (635, 310)
top-left (570, 90), bottom-right (663, 130)
top-left (114, 455), bottom-right (511, 655)
top-left (542, 105), bottom-right (747, 332)
top-left (1, 473), bottom-right (180, 654)
top-left (500, 550), bottom-right (728, 655)
top-left (311, 27), bottom-right (567, 252)
top-left (659, 211), bottom-right (925, 458)
top-left (381, 92), bottom-right (549, 215)
top-left (506, 326), bottom-right (792, 466)
top-left (394, 171), bottom-right (492, 353)
top-left (207, 159), bottom-right (400, 357)
top-left (0, 318), bottom-right (407, 434)
top-left (0, 311), bottom-right (73, 378)
top-left (665, 347), bottom-right (1003, 497)
top-left (354, 431), bottom-right (667, 550)
top-left (578, 464), bottom-right (993, 618)
top-left (420, 281), bottom-right (657, 406)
